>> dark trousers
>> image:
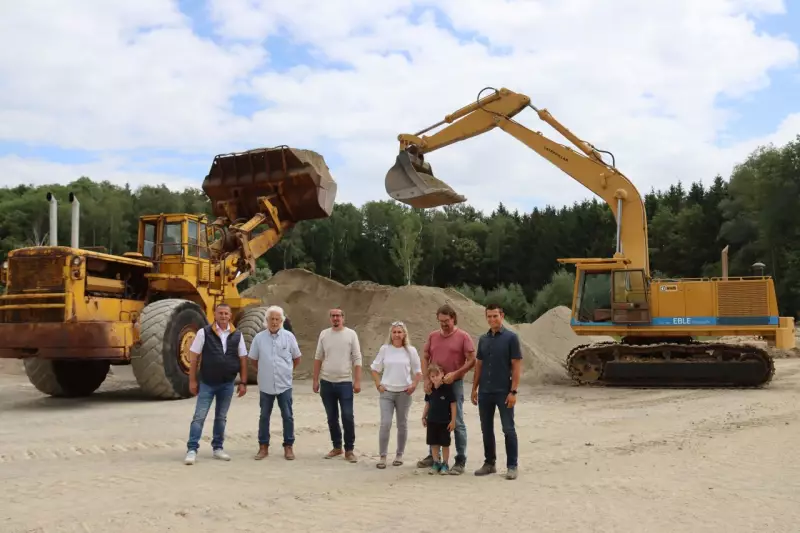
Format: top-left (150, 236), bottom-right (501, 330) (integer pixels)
top-left (478, 391), bottom-right (518, 468)
top-left (258, 389), bottom-right (294, 447)
top-left (320, 379), bottom-right (355, 451)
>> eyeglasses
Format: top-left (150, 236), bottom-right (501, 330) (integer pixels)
top-left (391, 321), bottom-right (405, 327)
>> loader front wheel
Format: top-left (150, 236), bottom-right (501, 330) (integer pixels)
top-left (23, 358), bottom-right (110, 398)
top-left (236, 306), bottom-right (270, 385)
top-left (131, 299), bottom-right (209, 400)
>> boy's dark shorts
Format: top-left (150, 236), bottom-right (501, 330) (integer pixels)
top-left (426, 421), bottom-right (451, 446)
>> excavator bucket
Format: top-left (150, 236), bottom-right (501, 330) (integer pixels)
top-left (385, 150), bottom-right (466, 209)
top-left (202, 146), bottom-right (337, 223)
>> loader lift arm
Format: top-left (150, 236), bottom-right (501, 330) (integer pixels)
top-left (386, 86), bottom-right (650, 275)
top-left (202, 146), bottom-right (337, 285)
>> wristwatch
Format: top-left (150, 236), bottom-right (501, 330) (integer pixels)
top-left (510, 390), bottom-right (517, 395)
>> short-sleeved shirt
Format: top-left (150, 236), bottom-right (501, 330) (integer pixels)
top-left (424, 328), bottom-right (475, 376)
top-left (424, 382), bottom-right (456, 424)
top-left (248, 328), bottom-right (301, 395)
top-left (189, 323), bottom-right (247, 357)
top-left (370, 344), bottom-right (423, 392)
top-left (476, 327), bottom-right (522, 394)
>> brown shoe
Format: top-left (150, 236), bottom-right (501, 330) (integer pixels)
top-left (324, 448), bottom-right (343, 459)
top-left (254, 444), bottom-right (268, 460)
top-left (284, 446), bottom-right (295, 460)
top-left (345, 450), bottom-right (357, 463)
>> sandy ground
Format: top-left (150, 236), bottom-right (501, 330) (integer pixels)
top-left (2, 362), bottom-right (800, 533)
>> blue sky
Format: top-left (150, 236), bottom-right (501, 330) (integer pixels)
top-left (1, 1), bottom-right (798, 212)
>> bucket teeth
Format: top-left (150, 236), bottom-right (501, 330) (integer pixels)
top-left (202, 146), bottom-right (337, 223)
top-left (385, 151), bottom-right (466, 209)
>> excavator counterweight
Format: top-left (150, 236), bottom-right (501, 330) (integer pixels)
top-left (385, 150), bottom-right (465, 208)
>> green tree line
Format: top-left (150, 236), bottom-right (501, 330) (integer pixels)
top-left (2, 136), bottom-right (799, 322)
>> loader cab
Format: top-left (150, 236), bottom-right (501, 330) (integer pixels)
top-left (568, 259), bottom-right (651, 326)
top-left (137, 214), bottom-right (212, 287)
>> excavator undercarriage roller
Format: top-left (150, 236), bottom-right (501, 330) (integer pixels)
top-left (566, 340), bottom-right (775, 388)
top-left (385, 149), bottom-right (466, 209)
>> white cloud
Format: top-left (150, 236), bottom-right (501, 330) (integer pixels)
top-left (0, 154), bottom-right (199, 191)
top-left (0, 0), bottom-right (798, 215)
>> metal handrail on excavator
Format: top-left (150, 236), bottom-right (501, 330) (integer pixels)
top-left (385, 86), bottom-right (650, 275)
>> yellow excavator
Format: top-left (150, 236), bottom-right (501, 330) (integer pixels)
top-left (0, 146), bottom-right (336, 399)
top-left (386, 87), bottom-right (796, 387)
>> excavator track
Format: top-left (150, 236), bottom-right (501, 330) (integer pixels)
top-left (566, 340), bottom-right (775, 388)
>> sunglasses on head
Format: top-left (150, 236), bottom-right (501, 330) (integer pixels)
top-left (391, 321), bottom-right (405, 327)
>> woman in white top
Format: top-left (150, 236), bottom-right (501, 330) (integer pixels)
top-left (370, 320), bottom-right (423, 469)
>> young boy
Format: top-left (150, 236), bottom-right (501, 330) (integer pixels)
top-left (421, 363), bottom-right (456, 475)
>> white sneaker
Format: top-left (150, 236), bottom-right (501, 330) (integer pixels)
top-left (184, 450), bottom-right (197, 465)
top-left (213, 449), bottom-right (231, 461)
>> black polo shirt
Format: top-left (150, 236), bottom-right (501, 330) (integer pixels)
top-left (424, 382), bottom-right (456, 424)
top-left (476, 326), bottom-right (522, 394)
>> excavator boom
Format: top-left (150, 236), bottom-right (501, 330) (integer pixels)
top-left (386, 87), bottom-right (793, 388)
top-left (386, 87), bottom-right (650, 273)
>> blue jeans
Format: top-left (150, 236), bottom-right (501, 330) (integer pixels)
top-left (478, 391), bottom-right (518, 468)
top-left (427, 379), bottom-right (467, 464)
top-left (319, 379), bottom-right (355, 451)
top-left (186, 380), bottom-right (235, 452)
top-left (259, 389), bottom-right (294, 447)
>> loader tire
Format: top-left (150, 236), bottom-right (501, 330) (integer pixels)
top-left (131, 299), bottom-right (209, 400)
top-left (236, 306), bottom-right (270, 385)
top-left (23, 358), bottom-right (110, 398)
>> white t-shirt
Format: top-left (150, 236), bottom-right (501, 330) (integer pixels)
top-left (370, 344), bottom-right (422, 392)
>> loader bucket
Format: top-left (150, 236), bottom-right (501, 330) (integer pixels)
top-left (385, 151), bottom-right (466, 209)
top-left (202, 146), bottom-right (337, 223)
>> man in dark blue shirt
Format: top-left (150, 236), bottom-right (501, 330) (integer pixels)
top-left (471, 303), bottom-right (522, 480)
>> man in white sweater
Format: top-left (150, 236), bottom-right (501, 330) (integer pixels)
top-left (313, 307), bottom-right (363, 462)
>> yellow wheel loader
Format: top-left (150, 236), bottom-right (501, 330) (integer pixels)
top-left (0, 146), bottom-right (336, 399)
top-left (385, 87), bottom-right (796, 388)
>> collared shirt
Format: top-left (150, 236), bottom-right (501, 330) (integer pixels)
top-left (476, 326), bottom-right (522, 394)
top-left (189, 322), bottom-right (247, 356)
top-left (248, 327), bottom-right (301, 395)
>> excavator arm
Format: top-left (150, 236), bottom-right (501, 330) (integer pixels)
top-left (385, 87), bottom-right (650, 275)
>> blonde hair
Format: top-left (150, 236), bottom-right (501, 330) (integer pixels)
top-left (385, 320), bottom-right (411, 349)
top-left (427, 362), bottom-right (444, 377)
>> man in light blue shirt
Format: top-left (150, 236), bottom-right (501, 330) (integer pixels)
top-left (248, 305), bottom-right (302, 461)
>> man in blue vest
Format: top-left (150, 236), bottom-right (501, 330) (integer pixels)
top-left (184, 302), bottom-right (248, 465)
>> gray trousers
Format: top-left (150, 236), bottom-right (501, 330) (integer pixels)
top-left (379, 390), bottom-right (413, 457)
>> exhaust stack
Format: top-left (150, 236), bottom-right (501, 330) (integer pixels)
top-left (46, 192), bottom-right (57, 246)
top-left (69, 192), bottom-right (80, 249)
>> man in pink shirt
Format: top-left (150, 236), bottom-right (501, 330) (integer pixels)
top-left (418, 304), bottom-right (476, 475)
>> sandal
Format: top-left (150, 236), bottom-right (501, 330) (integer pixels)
top-left (392, 455), bottom-right (404, 466)
top-left (377, 456), bottom-right (387, 469)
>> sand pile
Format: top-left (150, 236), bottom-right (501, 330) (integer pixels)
top-left (515, 306), bottom-right (614, 378)
top-left (241, 269), bottom-right (576, 384)
top-left (0, 359), bottom-right (25, 375)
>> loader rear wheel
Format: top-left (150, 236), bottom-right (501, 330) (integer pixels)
top-left (131, 299), bottom-right (209, 400)
top-left (236, 306), bottom-right (270, 385)
top-left (23, 358), bottom-right (110, 398)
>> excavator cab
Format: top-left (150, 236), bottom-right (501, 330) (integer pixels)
top-left (385, 148), bottom-right (467, 209)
